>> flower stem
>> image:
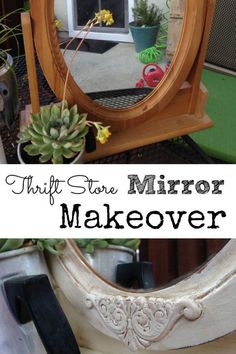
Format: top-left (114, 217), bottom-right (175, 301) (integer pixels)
top-left (61, 20), bottom-right (97, 113)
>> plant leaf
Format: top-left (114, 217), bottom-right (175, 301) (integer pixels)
top-left (24, 144), bottom-right (41, 156)
top-left (0, 239), bottom-right (24, 253)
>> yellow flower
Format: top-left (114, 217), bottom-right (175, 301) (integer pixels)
top-left (96, 126), bottom-right (111, 144)
top-left (55, 19), bottom-right (63, 30)
top-left (95, 10), bottom-right (114, 26)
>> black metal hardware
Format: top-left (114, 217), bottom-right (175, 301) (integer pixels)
top-left (182, 135), bottom-right (214, 164)
top-left (85, 126), bottom-right (96, 153)
top-left (116, 262), bottom-right (155, 290)
top-left (4, 274), bottom-right (80, 354)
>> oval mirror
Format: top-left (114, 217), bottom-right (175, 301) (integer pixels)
top-left (30, 0), bottom-right (210, 132)
top-left (60, 0), bottom-right (185, 110)
top-left (74, 238), bottom-right (229, 290)
top-left (47, 239), bottom-right (236, 352)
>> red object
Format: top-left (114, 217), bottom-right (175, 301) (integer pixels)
top-left (135, 79), bottom-right (145, 88)
top-left (136, 64), bottom-right (168, 88)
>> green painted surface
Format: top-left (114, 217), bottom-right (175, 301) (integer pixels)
top-left (191, 69), bottom-right (236, 162)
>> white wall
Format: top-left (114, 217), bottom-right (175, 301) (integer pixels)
top-left (54, 0), bottom-right (169, 33)
top-left (54, 0), bottom-right (69, 31)
top-left (149, 0), bottom-right (169, 10)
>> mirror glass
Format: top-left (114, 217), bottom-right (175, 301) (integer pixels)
top-left (56, 0), bottom-right (186, 109)
top-left (74, 239), bottom-right (229, 291)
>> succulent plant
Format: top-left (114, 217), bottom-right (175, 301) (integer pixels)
top-left (0, 239), bottom-right (25, 253)
top-left (18, 102), bottom-right (89, 164)
top-left (0, 239), bottom-right (66, 255)
top-left (75, 239), bottom-right (141, 254)
top-left (33, 239), bottom-right (66, 255)
top-left (132, 0), bottom-right (162, 27)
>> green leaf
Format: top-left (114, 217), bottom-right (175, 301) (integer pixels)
top-left (62, 149), bottom-right (76, 159)
top-left (53, 147), bottom-right (63, 159)
top-left (52, 155), bottom-right (64, 164)
top-left (42, 125), bottom-right (50, 136)
top-left (36, 240), bottom-right (44, 251)
top-left (70, 139), bottom-right (85, 153)
top-left (18, 129), bottom-right (31, 143)
top-left (0, 239), bottom-right (7, 249)
top-left (39, 152), bottom-right (53, 163)
top-left (77, 113), bottom-right (88, 123)
top-left (67, 129), bottom-right (80, 140)
top-left (31, 113), bottom-right (41, 124)
top-left (0, 239), bottom-right (24, 253)
top-left (71, 145), bottom-right (83, 153)
top-left (40, 106), bottom-right (51, 125)
top-left (70, 104), bottom-right (78, 117)
top-left (68, 113), bottom-right (79, 129)
top-left (109, 239), bottom-right (128, 246)
top-left (91, 239), bottom-right (108, 249)
top-left (75, 239), bottom-right (90, 248)
top-left (51, 104), bottom-right (61, 118)
top-left (32, 122), bottom-right (44, 135)
top-left (43, 136), bottom-right (52, 144)
top-left (50, 128), bottom-right (59, 139)
top-left (63, 142), bottom-right (72, 149)
top-left (67, 126), bottom-right (88, 141)
top-left (123, 239), bottom-right (141, 250)
top-left (69, 136), bottom-right (85, 148)
top-left (39, 143), bottom-right (53, 155)
top-left (28, 127), bottom-right (43, 140)
top-left (24, 144), bottom-right (41, 156)
top-left (85, 243), bottom-right (95, 254)
top-left (52, 142), bottom-right (61, 150)
top-left (62, 108), bottom-right (70, 119)
top-left (63, 116), bottom-right (70, 127)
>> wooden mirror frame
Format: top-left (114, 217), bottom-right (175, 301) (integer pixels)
top-left (27, 0), bottom-right (215, 160)
top-left (47, 239), bottom-right (236, 353)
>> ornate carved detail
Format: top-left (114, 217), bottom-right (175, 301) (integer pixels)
top-left (85, 295), bottom-right (202, 351)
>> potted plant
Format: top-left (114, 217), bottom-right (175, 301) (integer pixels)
top-left (0, 238), bottom-right (65, 280)
top-left (0, 238), bottom-right (65, 255)
top-left (17, 101), bottom-right (110, 164)
top-left (0, 238), bottom-right (69, 353)
top-left (75, 238), bottom-right (140, 282)
top-left (17, 9), bottom-right (113, 164)
top-left (0, 11), bottom-right (21, 130)
top-left (129, 0), bottom-right (163, 53)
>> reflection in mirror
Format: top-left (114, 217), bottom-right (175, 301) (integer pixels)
top-left (74, 239), bottom-right (229, 291)
top-left (57, 0), bottom-right (185, 109)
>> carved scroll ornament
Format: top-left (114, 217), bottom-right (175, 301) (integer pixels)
top-left (86, 295), bottom-right (202, 351)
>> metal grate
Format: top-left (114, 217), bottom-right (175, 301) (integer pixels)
top-left (1, 55), bottom-right (215, 164)
top-left (206, 0), bottom-right (236, 72)
top-left (87, 88), bottom-right (153, 109)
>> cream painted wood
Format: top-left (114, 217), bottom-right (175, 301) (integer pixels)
top-left (47, 239), bottom-right (236, 353)
top-left (81, 334), bottom-right (236, 354)
top-left (80, 332), bottom-right (236, 354)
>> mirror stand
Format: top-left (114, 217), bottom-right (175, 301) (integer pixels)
top-left (20, 0), bottom-right (216, 161)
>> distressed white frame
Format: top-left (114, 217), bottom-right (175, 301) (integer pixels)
top-left (48, 239), bottom-right (236, 353)
top-left (66, 0), bottom-right (134, 42)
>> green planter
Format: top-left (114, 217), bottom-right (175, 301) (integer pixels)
top-left (129, 22), bottom-right (159, 53)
